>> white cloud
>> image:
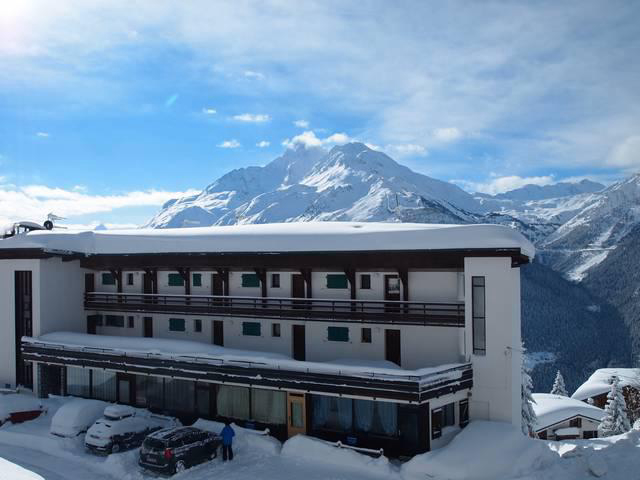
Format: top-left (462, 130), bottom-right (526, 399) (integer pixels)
top-left (385, 143), bottom-right (427, 157)
top-left (217, 139), bottom-right (241, 148)
top-left (202, 107), bottom-right (217, 115)
top-left (607, 135), bottom-right (640, 169)
top-left (294, 120), bottom-right (309, 128)
top-left (0, 184), bottom-right (200, 226)
top-left (243, 70), bottom-right (265, 79)
top-left (456, 175), bottom-right (555, 195)
top-left (433, 127), bottom-right (462, 143)
top-left (282, 131), bottom-right (350, 149)
top-left (232, 113), bottom-right (270, 123)
top-left (256, 140), bottom-right (270, 148)
top-left (36, 132), bottom-right (49, 137)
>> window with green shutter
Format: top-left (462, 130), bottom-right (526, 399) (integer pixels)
top-left (192, 273), bottom-right (202, 287)
top-left (102, 273), bottom-right (115, 285)
top-left (242, 322), bottom-right (261, 336)
top-left (169, 318), bottom-right (186, 332)
top-left (326, 274), bottom-right (348, 289)
top-left (328, 326), bottom-right (349, 342)
top-left (168, 273), bottom-right (184, 287)
top-left (105, 315), bottom-right (124, 327)
top-left (241, 273), bottom-right (260, 288)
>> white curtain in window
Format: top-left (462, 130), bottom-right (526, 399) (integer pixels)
top-left (217, 385), bottom-right (250, 419)
top-left (354, 399), bottom-right (374, 432)
top-left (66, 367), bottom-right (90, 397)
top-left (312, 396), bottom-right (330, 428)
top-left (251, 389), bottom-right (286, 424)
top-left (376, 401), bottom-right (397, 436)
top-left (92, 369), bottom-right (116, 402)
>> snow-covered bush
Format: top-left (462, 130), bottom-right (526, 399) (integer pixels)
top-left (550, 370), bottom-right (568, 397)
top-left (598, 376), bottom-right (631, 437)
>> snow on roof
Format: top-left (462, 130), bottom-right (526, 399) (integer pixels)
top-left (27, 332), bottom-right (467, 381)
top-left (532, 393), bottom-right (605, 430)
top-left (571, 368), bottom-right (640, 401)
top-left (0, 222), bottom-right (535, 258)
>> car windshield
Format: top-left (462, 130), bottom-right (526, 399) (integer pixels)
top-left (143, 438), bottom-right (166, 451)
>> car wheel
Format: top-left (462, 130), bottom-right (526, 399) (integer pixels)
top-left (175, 461), bottom-right (186, 474)
top-left (111, 443), bottom-right (120, 454)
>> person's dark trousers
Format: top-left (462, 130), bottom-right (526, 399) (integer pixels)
top-left (222, 445), bottom-right (234, 461)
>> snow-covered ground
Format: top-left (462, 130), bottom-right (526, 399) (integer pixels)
top-left (1, 396), bottom-right (640, 480)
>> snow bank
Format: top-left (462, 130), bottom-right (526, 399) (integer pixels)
top-left (281, 435), bottom-right (394, 477)
top-left (402, 421), bottom-right (557, 480)
top-left (572, 368), bottom-right (640, 401)
top-left (0, 456), bottom-right (44, 480)
top-left (533, 393), bottom-right (605, 430)
top-left (193, 419), bottom-right (281, 456)
top-left (0, 221), bottom-right (535, 259)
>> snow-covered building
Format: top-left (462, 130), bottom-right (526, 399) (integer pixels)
top-left (0, 222), bottom-right (533, 456)
top-left (572, 368), bottom-right (640, 408)
top-left (532, 394), bottom-right (605, 440)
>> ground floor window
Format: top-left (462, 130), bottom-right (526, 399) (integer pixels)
top-left (312, 396), bottom-right (353, 431)
top-left (583, 430), bottom-right (598, 439)
top-left (354, 399), bottom-right (397, 436)
top-left (165, 378), bottom-right (195, 412)
top-left (312, 396), bottom-right (398, 436)
top-left (217, 385), bottom-right (250, 420)
top-left (92, 370), bottom-right (117, 402)
top-left (251, 389), bottom-right (286, 425)
top-left (136, 375), bottom-right (163, 409)
top-left (66, 366), bottom-right (90, 397)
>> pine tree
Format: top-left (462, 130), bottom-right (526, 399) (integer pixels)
top-left (598, 376), bottom-right (631, 437)
top-left (521, 347), bottom-right (537, 436)
top-left (550, 370), bottom-right (568, 396)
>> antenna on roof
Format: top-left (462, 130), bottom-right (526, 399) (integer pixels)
top-left (44, 213), bottom-right (66, 230)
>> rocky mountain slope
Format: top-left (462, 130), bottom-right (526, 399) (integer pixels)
top-left (146, 142), bottom-right (639, 390)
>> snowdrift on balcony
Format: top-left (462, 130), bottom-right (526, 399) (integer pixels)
top-left (0, 221), bottom-right (535, 259)
top-left (402, 421), bottom-right (557, 480)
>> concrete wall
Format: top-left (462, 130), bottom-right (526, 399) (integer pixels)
top-left (464, 257), bottom-right (522, 429)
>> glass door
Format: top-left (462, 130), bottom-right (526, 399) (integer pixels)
top-left (287, 393), bottom-right (306, 437)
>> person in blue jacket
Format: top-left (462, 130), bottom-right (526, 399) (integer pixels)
top-left (221, 421), bottom-right (235, 461)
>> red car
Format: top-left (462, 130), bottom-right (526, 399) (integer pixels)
top-left (0, 393), bottom-right (45, 425)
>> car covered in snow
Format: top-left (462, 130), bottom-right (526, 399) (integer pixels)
top-left (50, 398), bottom-right (109, 437)
top-left (0, 393), bottom-right (45, 425)
top-left (85, 405), bottom-right (178, 455)
top-left (138, 426), bottom-right (221, 475)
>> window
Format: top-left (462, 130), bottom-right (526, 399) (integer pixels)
top-left (328, 326), bottom-right (349, 342)
top-left (242, 273), bottom-right (260, 288)
top-left (136, 375), bottom-right (163, 410)
top-left (354, 399), bottom-right (397, 436)
top-left (326, 274), bottom-right (348, 289)
top-left (570, 418), bottom-right (582, 428)
top-left (102, 273), bottom-right (115, 285)
top-left (66, 366), bottom-right (90, 397)
top-left (459, 399), bottom-right (469, 428)
top-left (360, 274), bottom-right (371, 289)
top-left (431, 408), bottom-right (443, 439)
top-left (127, 273), bottom-right (134, 285)
top-left (92, 369), bottom-right (116, 402)
top-left (165, 378), bottom-right (195, 412)
top-left (243, 322), bottom-right (261, 336)
top-left (168, 273), bottom-right (184, 287)
top-left (538, 430), bottom-right (548, 440)
top-left (443, 402), bottom-right (455, 427)
top-left (127, 316), bottom-right (134, 328)
top-left (251, 389), bottom-right (286, 424)
top-left (271, 273), bottom-right (280, 288)
top-left (311, 396), bottom-right (353, 431)
top-left (583, 430), bottom-right (597, 439)
top-left (192, 273), bottom-right (202, 287)
top-left (169, 318), bottom-right (186, 332)
top-left (217, 385), bottom-right (250, 420)
top-left (472, 276), bottom-right (486, 355)
top-left (361, 327), bottom-right (372, 343)
top-left (194, 319), bottom-right (202, 333)
top-left (272, 323), bottom-right (281, 337)
top-left (105, 315), bottom-right (124, 327)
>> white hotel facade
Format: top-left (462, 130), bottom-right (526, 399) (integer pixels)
top-left (0, 222), bottom-right (533, 456)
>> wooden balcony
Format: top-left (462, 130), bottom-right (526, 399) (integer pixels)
top-left (84, 292), bottom-right (465, 327)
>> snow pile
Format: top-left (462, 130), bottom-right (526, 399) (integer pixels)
top-left (402, 421), bottom-right (557, 480)
top-left (572, 368), bottom-right (640, 401)
top-left (193, 419), bottom-right (281, 456)
top-left (0, 456), bottom-right (44, 480)
top-left (281, 435), bottom-right (394, 477)
top-left (0, 394), bottom-right (43, 423)
top-left (533, 394), bottom-right (605, 430)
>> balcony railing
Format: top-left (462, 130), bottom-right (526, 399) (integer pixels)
top-left (85, 292), bottom-right (465, 327)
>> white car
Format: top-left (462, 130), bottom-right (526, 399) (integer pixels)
top-left (50, 399), bottom-right (109, 437)
top-left (85, 405), bottom-right (179, 455)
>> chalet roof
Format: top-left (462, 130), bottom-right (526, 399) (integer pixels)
top-left (532, 393), bottom-right (605, 431)
top-left (571, 368), bottom-right (640, 401)
top-left (0, 222), bottom-right (535, 259)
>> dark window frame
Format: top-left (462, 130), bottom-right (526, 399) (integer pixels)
top-left (271, 273), bottom-right (280, 288)
top-left (168, 273), bottom-right (185, 287)
top-left (169, 318), bottom-right (186, 332)
top-left (243, 321), bottom-right (261, 336)
top-left (326, 274), bottom-right (348, 289)
top-left (194, 319), bottom-right (202, 333)
top-left (459, 399), bottom-right (469, 428)
top-left (360, 274), bottom-right (371, 290)
top-left (127, 316), bottom-right (134, 328)
top-left (328, 326), bottom-right (349, 342)
top-left (272, 323), bottom-right (281, 337)
top-left (361, 327), bottom-right (372, 343)
top-left (102, 273), bottom-right (115, 285)
top-left (192, 273), bottom-right (202, 287)
top-left (472, 276), bottom-right (486, 355)
top-left (241, 273), bottom-right (261, 288)
top-left (105, 315), bottom-right (124, 327)
top-left (431, 408), bottom-right (443, 439)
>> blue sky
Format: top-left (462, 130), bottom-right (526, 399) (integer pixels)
top-left (1, 1), bottom-right (639, 227)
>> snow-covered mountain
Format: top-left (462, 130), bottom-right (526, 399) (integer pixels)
top-left (146, 143), bottom-right (486, 228)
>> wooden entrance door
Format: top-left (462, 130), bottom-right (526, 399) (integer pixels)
top-left (292, 324), bottom-right (305, 361)
top-left (291, 274), bottom-right (306, 308)
top-left (143, 317), bottom-right (153, 338)
top-left (385, 329), bottom-right (401, 366)
top-left (212, 320), bottom-right (224, 346)
top-left (84, 273), bottom-right (95, 293)
top-left (287, 393), bottom-right (306, 437)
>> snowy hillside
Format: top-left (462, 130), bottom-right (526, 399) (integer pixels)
top-left (146, 143), bottom-right (485, 228)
